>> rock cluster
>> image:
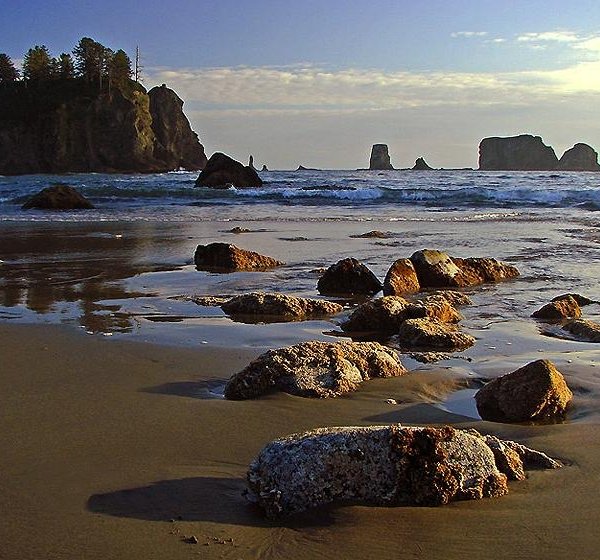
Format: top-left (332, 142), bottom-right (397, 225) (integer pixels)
top-left (195, 152), bottom-right (262, 188)
top-left (369, 144), bottom-right (393, 170)
top-left (224, 341), bottom-right (406, 399)
top-left (475, 359), bottom-right (573, 422)
top-left (246, 425), bottom-right (561, 518)
top-left (317, 258), bottom-right (382, 295)
top-left (221, 293), bottom-right (343, 320)
top-left (194, 243), bottom-right (283, 272)
top-left (22, 184), bottom-right (94, 210)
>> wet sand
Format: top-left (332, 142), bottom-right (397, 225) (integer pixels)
top-left (1, 322), bottom-right (600, 559)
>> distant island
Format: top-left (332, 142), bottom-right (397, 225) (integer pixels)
top-left (0, 38), bottom-right (206, 175)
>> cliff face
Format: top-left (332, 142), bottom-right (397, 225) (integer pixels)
top-left (557, 143), bottom-right (600, 171)
top-left (0, 80), bottom-right (206, 175)
top-left (369, 144), bottom-right (393, 170)
top-left (478, 135), bottom-right (558, 171)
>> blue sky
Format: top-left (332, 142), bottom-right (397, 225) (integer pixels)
top-left (3, 1), bottom-right (600, 168)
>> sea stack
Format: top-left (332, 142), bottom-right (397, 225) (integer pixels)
top-left (369, 144), bottom-right (393, 170)
top-left (412, 157), bottom-right (433, 170)
top-left (557, 143), bottom-right (600, 171)
top-left (478, 135), bottom-right (558, 171)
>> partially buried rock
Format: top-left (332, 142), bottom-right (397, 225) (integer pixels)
top-left (229, 226), bottom-right (251, 234)
top-left (195, 152), bottom-right (263, 188)
top-left (475, 359), bottom-right (573, 423)
top-left (22, 184), bottom-right (94, 210)
top-left (383, 258), bottom-right (420, 295)
top-left (224, 341), bottom-right (406, 399)
top-left (341, 296), bottom-right (425, 335)
top-left (317, 258), bottom-right (382, 295)
top-left (395, 318), bottom-right (475, 350)
top-left (562, 319), bottom-right (600, 342)
top-left (246, 425), bottom-right (561, 518)
top-left (531, 295), bottom-right (582, 321)
top-left (194, 243), bottom-right (283, 272)
top-left (221, 292), bottom-right (343, 320)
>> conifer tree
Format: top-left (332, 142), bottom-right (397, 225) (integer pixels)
top-left (56, 53), bottom-right (75, 79)
top-left (109, 49), bottom-right (132, 87)
top-left (73, 37), bottom-right (111, 85)
top-left (0, 53), bottom-right (19, 82)
top-left (22, 45), bottom-right (53, 81)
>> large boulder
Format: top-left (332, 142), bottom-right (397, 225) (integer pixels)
top-left (532, 295), bottom-right (582, 321)
top-left (369, 144), bottom-right (393, 170)
top-left (556, 143), bottom-right (600, 171)
top-left (317, 258), bottom-right (382, 296)
top-left (383, 258), bottom-right (420, 295)
top-left (22, 184), bottom-right (94, 210)
top-left (221, 293), bottom-right (343, 320)
top-left (224, 341), bottom-right (406, 399)
top-left (475, 359), bottom-right (573, 422)
top-left (478, 135), bottom-right (559, 171)
top-left (341, 296), bottom-right (425, 335)
top-left (395, 318), bottom-right (475, 350)
top-left (194, 243), bottom-right (283, 272)
top-left (410, 250), bottom-right (519, 288)
top-left (246, 425), bottom-right (561, 518)
top-left (195, 152), bottom-right (262, 188)
top-left (562, 319), bottom-right (600, 342)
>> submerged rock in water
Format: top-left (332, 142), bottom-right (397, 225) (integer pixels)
top-left (246, 425), bottom-right (561, 518)
top-left (22, 184), bottom-right (94, 210)
top-left (228, 226), bottom-right (251, 234)
top-left (532, 296), bottom-right (582, 321)
top-left (551, 293), bottom-right (597, 306)
top-left (341, 296), bottom-right (425, 335)
top-left (383, 258), bottom-right (421, 295)
top-left (395, 318), bottom-right (475, 350)
top-left (194, 243), bottom-right (283, 272)
top-left (475, 359), bottom-right (573, 423)
top-left (221, 292), bottom-right (343, 320)
top-left (224, 341), bottom-right (406, 399)
top-left (562, 319), bottom-right (600, 342)
top-left (195, 152), bottom-right (262, 188)
top-left (317, 258), bottom-right (382, 296)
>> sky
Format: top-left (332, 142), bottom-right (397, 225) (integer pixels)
top-left (3, 0), bottom-right (600, 169)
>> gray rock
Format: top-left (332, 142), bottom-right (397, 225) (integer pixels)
top-left (475, 359), bottom-right (573, 422)
top-left (478, 135), bottom-right (559, 171)
top-left (369, 144), bottom-right (393, 170)
top-left (224, 341), bottom-right (406, 399)
top-left (562, 319), bottom-right (600, 342)
top-left (556, 143), bottom-right (600, 171)
top-left (395, 318), bottom-right (476, 350)
top-left (410, 250), bottom-right (464, 288)
top-left (246, 425), bottom-right (561, 518)
top-left (221, 292), bottom-right (343, 320)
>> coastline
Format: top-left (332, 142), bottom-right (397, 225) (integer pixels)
top-left (1, 322), bottom-right (599, 559)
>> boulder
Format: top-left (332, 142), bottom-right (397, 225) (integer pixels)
top-left (556, 143), bottom-right (600, 171)
top-left (552, 293), bottom-right (596, 306)
top-left (395, 318), bottom-right (476, 350)
top-left (562, 319), bottom-right (600, 342)
top-left (341, 296), bottom-right (425, 335)
top-left (221, 293), bottom-right (343, 320)
top-left (195, 152), bottom-right (262, 188)
top-left (350, 230), bottom-right (390, 239)
top-left (246, 425), bottom-right (561, 518)
top-left (369, 144), bottom-right (393, 170)
top-left (478, 135), bottom-right (559, 171)
top-left (417, 294), bottom-right (463, 323)
top-left (22, 184), bottom-right (94, 210)
top-left (317, 258), bottom-right (382, 295)
top-left (412, 157), bottom-right (433, 170)
top-left (475, 359), bottom-right (573, 422)
top-left (531, 295), bottom-right (582, 321)
top-left (431, 290), bottom-right (473, 307)
top-left (194, 243), bottom-right (283, 272)
top-left (410, 250), bottom-right (519, 288)
top-left (228, 226), bottom-right (250, 234)
top-left (383, 258), bottom-right (421, 295)
top-left (224, 341), bottom-right (406, 399)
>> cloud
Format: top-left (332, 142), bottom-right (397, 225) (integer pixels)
top-left (451, 31), bottom-right (488, 38)
top-left (517, 31), bottom-right (580, 43)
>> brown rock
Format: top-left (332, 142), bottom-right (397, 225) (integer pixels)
top-left (194, 243), bottom-right (283, 272)
top-left (22, 184), bottom-right (94, 210)
top-left (452, 257), bottom-right (520, 284)
top-left (350, 230), bottom-right (390, 239)
top-left (552, 293), bottom-right (596, 306)
top-left (317, 258), bottom-right (382, 296)
top-left (221, 292), bottom-right (343, 320)
top-left (562, 319), bottom-right (600, 342)
top-left (229, 226), bottom-right (251, 234)
top-left (475, 359), bottom-right (573, 422)
top-left (195, 152), bottom-right (262, 188)
top-left (224, 341), bottom-right (406, 399)
top-left (417, 294), bottom-right (462, 323)
top-left (395, 318), bottom-right (475, 350)
top-left (383, 258), bottom-right (420, 295)
top-left (341, 296), bottom-right (425, 335)
top-left (532, 295), bottom-right (582, 321)
top-left (432, 290), bottom-right (473, 307)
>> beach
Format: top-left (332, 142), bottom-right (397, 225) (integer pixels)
top-left (1, 170), bottom-right (600, 558)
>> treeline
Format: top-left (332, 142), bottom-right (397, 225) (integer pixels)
top-left (0, 37), bottom-right (134, 89)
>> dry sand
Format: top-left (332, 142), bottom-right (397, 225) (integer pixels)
top-left (1, 322), bottom-right (599, 559)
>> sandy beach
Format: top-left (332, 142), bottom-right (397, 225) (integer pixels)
top-left (1, 321), bottom-right (599, 559)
